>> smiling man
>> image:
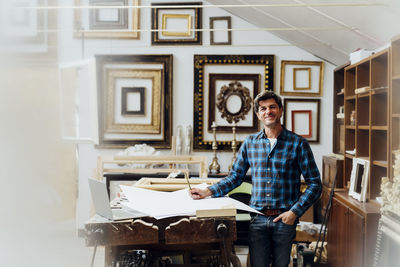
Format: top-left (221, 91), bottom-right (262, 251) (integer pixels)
top-left (190, 91), bottom-right (322, 267)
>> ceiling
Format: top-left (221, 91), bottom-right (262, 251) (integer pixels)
top-left (207, 0), bottom-right (400, 65)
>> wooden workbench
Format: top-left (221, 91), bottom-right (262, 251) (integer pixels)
top-left (84, 215), bottom-right (240, 267)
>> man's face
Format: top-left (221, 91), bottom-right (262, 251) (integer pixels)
top-left (256, 98), bottom-right (283, 127)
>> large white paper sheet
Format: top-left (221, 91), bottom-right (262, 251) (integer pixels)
top-left (120, 183), bottom-right (261, 219)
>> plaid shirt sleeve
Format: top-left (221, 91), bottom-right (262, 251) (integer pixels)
top-left (290, 138), bottom-right (322, 217)
top-left (208, 138), bottom-right (250, 197)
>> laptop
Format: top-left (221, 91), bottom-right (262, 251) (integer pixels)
top-left (88, 178), bottom-right (147, 221)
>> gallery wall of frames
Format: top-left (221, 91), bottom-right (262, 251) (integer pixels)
top-left (45, 0), bottom-right (336, 227)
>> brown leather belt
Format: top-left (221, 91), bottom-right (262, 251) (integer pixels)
top-left (261, 209), bottom-right (283, 216)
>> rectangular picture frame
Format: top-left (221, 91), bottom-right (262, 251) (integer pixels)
top-left (74, 0), bottom-right (140, 39)
top-left (121, 87), bottom-right (145, 115)
top-left (208, 73), bottom-right (260, 133)
top-left (349, 157), bottom-right (370, 202)
top-left (96, 54), bottom-right (173, 149)
top-left (291, 110), bottom-right (312, 138)
top-left (151, 2), bottom-right (202, 45)
top-left (280, 60), bottom-right (324, 96)
top-left (193, 54), bottom-right (275, 151)
top-left (283, 98), bottom-right (320, 143)
top-left (209, 16), bottom-right (232, 45)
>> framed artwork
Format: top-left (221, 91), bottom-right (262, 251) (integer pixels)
top-left (283, 98), bottom-right (320, 143)
top-left (280, 60), bottom-right (324, 96)
top-left (96, 54), bottom-right (173, 149)
top-left (349, 157), bottom-right (370, 202)
top-left (208, 73), bottom-right (260, 133)
top-left (209, 16), bottom-right (232, 45)
top-left (151, 2), bottom-right (202, 45)
top-left (74, 0), bottom-right (140, 39)
top-left (194, 54), bottom-right (275, 151)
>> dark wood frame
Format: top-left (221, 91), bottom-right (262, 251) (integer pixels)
top-left (151, 2), bottom-right (202, 45)
top-left (291, 110), bottom-right (312, 138)
top-left (209, 16), bottom-right (232, 45)
top-left (96, 54), bottom-right (173, 149)
top-left (193, 54), bottom-right (275, 151)
top-left (121, 87), bottom-right (145, 115)
top-left (283, 98), bottom-right (320, 143)
top-left (208, 73), bottom-right (260, 133)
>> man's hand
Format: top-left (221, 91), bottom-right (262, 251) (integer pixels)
top-left (189, 188), bottom-right (212, 199)
top-left (273, 210), bottom-right (297, 225)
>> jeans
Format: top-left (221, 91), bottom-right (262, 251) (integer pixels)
top-left (248, 214), bottom-right (296, 267)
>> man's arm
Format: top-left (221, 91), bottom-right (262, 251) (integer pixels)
top-left (290, 139), bottom-right (322, 217)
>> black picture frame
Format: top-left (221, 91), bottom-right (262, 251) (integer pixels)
top-left (193, 54), bottom-right (275, 151)
top-left (121, 87), bottom-right (145, 115)
top-left (151, 2), bottom-right (202, 45)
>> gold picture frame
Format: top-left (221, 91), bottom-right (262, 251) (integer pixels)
top-left (96, 54), bottom-right (173, 149)
top-left (104, 69), bottom-right (162, 134)
top-left (280, 60), bottom-right (324, 96)
top-left (74, 0), bottom-right (141, 39)
top-left (161, 14), bottom-right (192, 37)
top-left (293, 67), bottom-right (311, 90)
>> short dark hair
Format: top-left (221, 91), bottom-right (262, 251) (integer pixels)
top-left (254, 91), bottom-right (283, 113)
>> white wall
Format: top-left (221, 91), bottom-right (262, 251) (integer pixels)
top-left (58, 0), bottom-right (335, 229)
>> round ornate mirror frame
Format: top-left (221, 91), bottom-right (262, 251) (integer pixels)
top-left (216, 81), bottom-right (252, 123)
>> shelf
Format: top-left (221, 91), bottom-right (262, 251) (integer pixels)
top-left (357, 92), bottom-right (370, 98)
top-left (392, 74), bottom-right (400, 81)
top-left (346, 125), bottom-right (356, 130)
top-left (392, 114), bottom-right (400, 118)
top-left (358, 125), bottom-right (370, 130)
top-left (345, 153), bottom-right (355, 159)
top-left (345, 95), bottom-right (356, 100)
top-left (370, 87), bottom-right (388, 95)
top-left (372, 125), bottom-right (388, 130)
top-left (373, 160), bottom-right (388, 168)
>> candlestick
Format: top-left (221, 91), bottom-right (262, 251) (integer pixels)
top-left (209, 121), bottom-right (220, 174)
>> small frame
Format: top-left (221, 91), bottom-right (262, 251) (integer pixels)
top-left (293, 67), bottom-right (311, 90)
top-left (194, 54), bottom-right (275, 151)
top-left (209, 73), bottom-right (260, 133)
top-left (280, 61), bottom-right (324, 96)
top-left (291, 110), bottom-right (312, 138)
top-left (121, 87), bottom-right (145, 116)
top-left (96, 54), bottom-right (173, 149)
top-left (151, 2), bottom-right (202, 45)
top-left (74, 0), bottom-right (140, 39)
top-left (209, 16), bottom-right (232, 45)
top-left (349, 157), bottom-right (370, 202)
top-left (283, 98), bottom-right (320, 143)
top-left (89, 0), bottom-right (128, 30)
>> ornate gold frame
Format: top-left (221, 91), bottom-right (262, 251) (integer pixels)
top-left (105, 69), bottom-right (162, 134)
top-left (161, 14), bottom-right (192, 37)
top-left (216, 81), bottom-right (252, 124)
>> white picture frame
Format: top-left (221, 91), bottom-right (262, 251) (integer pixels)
top-left (349, 157), bottom-right (370, 202)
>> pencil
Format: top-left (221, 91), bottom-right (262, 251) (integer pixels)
top-left (184, 174), bottom-right (192, 190)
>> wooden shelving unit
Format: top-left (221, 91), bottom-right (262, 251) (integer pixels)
top-left (343, 48), bottom-right (389, 200)
top-left (332, 62), bottom-right (349, 156)
top-left (390, 35), bottom-right (400, 179)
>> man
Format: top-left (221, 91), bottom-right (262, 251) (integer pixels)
top-left (190, 91), bottom-right (322, 267)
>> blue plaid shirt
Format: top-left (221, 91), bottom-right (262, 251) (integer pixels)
top-left (208, 127), bottom-right (322, 217)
